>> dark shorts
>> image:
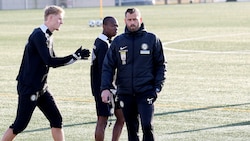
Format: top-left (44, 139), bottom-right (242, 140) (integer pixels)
top-left (10, 83), bottom-right (63, 134)
top-left (94, 93), bottom-right (121, 117)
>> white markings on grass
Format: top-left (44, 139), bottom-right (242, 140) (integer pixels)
top-left (164, 47), bottom-right (250, 54)
top-left (163, 33), bottom-right (250, 54)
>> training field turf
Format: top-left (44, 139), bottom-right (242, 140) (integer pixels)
top-left (0, 2), bottom-right (250, 141)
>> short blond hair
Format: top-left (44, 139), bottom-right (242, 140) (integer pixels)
top-left (44, 5), bottom-right (65, 21)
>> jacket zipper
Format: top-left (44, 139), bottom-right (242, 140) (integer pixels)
top-left (132, 35), bottom-right (135, 96)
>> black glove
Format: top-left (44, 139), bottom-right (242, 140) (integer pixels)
top-left (73, 46), bottom-right (83, 60)
top-left (73, 46), bottom-right (90, 60)
top-left (80, 49), bottom-right (90, 59)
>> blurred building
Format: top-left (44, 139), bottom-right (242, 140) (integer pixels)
top-left (115, 0), bottom-right (155, 5)
top-left (0, 0), bottom-right (114, 10)
top-left (1, 0), bottom-right (243, 10)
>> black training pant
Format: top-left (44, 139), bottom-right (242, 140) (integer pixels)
top-left (119, 93), bottom-right (156, 141)
top-left (10, 83), bottom-right (62, 134)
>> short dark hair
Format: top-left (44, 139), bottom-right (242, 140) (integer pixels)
top-left (125, 8), bottom-right (140, 17)
top-left (103, 16), bottom-right (115, 25)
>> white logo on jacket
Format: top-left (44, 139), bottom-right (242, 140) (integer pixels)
top-left (119, 46), bottom-right (128, 65)
top-left (140, 43), bottom-right (150, 55)
top-left (147, 97), bottom-right (154, 104)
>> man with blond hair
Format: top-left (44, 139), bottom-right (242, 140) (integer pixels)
top-left (1, 5), bottom-right (90, 141)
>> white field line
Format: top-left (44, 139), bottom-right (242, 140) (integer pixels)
top-left (0, 33), bottom-right (249, 69)
top-left (163, 33), bottom-right (250, 54)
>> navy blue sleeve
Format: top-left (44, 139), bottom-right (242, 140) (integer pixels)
top-left (32, 31), bottom-right (74, 68)
top-left (90, 39), bottom-right (108, 96)
top-left (100, 41), bottom-right (117, 91)
top-left (153, 37), bottom-right (166, 92)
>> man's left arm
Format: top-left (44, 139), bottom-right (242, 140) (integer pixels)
top-left (153, 37), bottom-right (167, 93)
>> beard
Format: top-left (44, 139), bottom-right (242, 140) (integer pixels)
top-left (128, 24), bottom-right (139, 32)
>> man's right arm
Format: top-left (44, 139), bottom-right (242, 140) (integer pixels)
top-left (101, 89), bottom-right (111, 103)
top-left (100, 44), bottom-right (116, 95)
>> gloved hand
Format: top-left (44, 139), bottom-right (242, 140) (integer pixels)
top-left (80, 49), bottom-right (90, 59)
top-left (73, 46), bottom-right (83, 60)
top-left (73, 46), bottom-right (90, 60)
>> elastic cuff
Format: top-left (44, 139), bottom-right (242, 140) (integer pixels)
top-left (72, 53), bottom-right (81, 60)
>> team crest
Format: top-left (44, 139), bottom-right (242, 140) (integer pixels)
top-left (30, 94), bottom-right (37, 101)
top-left (120, 100), bottom-right (124, 108)
top-left (140, 43), bottom-right (150, 54)
top-left (141, 43), bottom-right (148, 50)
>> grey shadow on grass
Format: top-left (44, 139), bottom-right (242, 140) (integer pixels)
top-left (167, 121), bottom-right (250, 135)
top-left (23, 102), bottom-right (250, 134)
top-left (161, 102), bottom-right (250, 135)
top-left (23, 121), bottom-right (96, 134)
top-left (155, 102), bottom-right (250, 117)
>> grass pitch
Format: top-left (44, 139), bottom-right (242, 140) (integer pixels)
top-left (0, 2), bottom-right (250, 141)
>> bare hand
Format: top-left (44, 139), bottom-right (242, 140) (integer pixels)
top-left (101, 90), bottom-right (111, 103)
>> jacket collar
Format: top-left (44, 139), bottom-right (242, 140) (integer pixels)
top-left (40, 24), bottom-right (52, 36)
top-left (98, 33), bottom-right (110, 44)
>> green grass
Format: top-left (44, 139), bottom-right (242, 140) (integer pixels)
top-left (0, 2), bottom-right (250, 141)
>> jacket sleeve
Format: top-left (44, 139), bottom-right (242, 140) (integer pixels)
top-left (100, 43), bottom-right (117, 91)
top-left (91, 41), bottom-right (108, 95)
top-left (153, 37), bottom-right (166, 92)
top-left (32, 32), bottom-right (76, 68)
